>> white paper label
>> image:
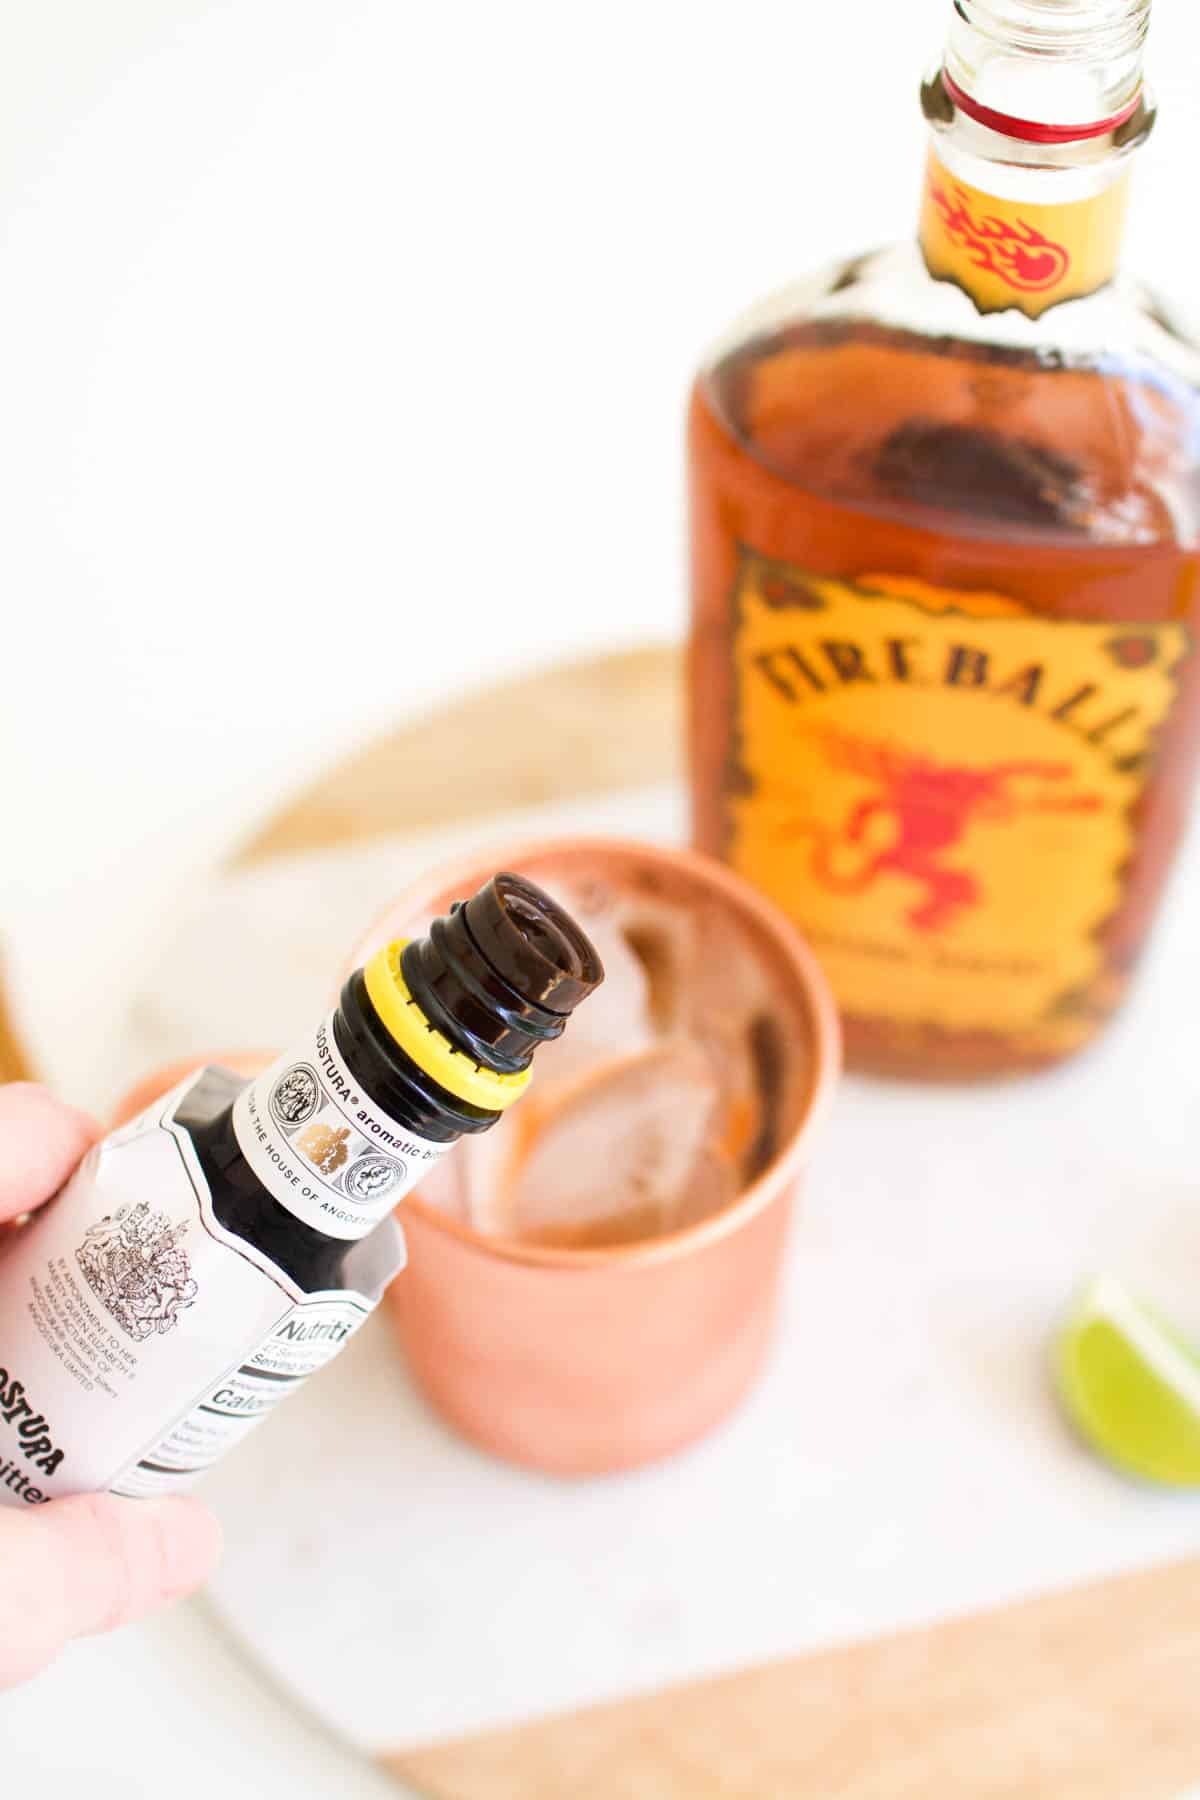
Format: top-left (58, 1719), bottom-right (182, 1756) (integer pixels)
top-left (111, 1294), bottom-right (372, 1498)
top-left (232, 1012), bottom-right (453, 1239)
top-left (0, 1071), bottom-right (405, 1505)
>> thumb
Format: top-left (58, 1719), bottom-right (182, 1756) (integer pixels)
top-left (0, 1491), bottom-right (223, 1689)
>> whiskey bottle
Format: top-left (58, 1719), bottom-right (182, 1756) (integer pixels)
top-left (689, 0), bottom-right (1200, 1078)
top-left (0, 874), bottom-right (601, 1504)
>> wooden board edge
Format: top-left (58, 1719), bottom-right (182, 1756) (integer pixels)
top-left (0, 949), bottom-right (35, 1084)
top-left (384, 1556), bottom-right (1200, 1800)
top-left (233, 644), bottom-right (682, 866)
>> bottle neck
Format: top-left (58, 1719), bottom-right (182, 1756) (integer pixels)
top-left (231, 1001), bottom-right (477, 1243)
top-left (916, 0), bottom-right (1154, 321)
top-left (223, 876), bottom-right (604, 1245)
top-left (916, 66), bottom-right (1153, 321)
top-left (945, 0), bottom-right (1149, 136)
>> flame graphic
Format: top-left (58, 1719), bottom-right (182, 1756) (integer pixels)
top-left (930, 180), bottom-right (1070, 294)
top-left (771, 728), bottom-right (1101, 934)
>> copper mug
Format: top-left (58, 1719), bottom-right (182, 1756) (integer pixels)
top-left (347, 839), bottom-right (841, 1476)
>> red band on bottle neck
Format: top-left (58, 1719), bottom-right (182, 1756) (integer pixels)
top-left (942, 70), bottom-right (1141, 145)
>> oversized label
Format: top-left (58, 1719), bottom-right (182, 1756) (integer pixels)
top-left (111, 1293), bottom-right (372, 1499)
top-left (233, 1012), bottom-right (453, 1239)
top-left (0, 1071), bottom-right (404, 1505)
top-left (728, 551), bottom-right (1188, 1053)
top-left (918, 149), bottom-right (1129, 318)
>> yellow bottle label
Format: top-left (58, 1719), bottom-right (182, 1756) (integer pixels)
top-left (918, 149), bottom-right (1129, 319)
top-left (727, 550), bottom-right (1188, 1053)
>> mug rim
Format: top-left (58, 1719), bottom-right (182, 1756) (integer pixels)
top-left (345, 836), bottom-right (842, 1271)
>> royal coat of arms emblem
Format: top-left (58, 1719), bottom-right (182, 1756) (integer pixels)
top-left (76, 1202), bottom-right (198, 1342)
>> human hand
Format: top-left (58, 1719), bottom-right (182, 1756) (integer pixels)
top-left (0, 1082), bottom-right (223, 1689)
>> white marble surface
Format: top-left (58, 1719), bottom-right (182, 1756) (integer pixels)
top-left (205, 875), bottom-right (1200, 1756)
top-left (2, 1599), bottom-right (413, 1800)
top-left (81, 785), bottom-right (1200, 1766)
top-left (11, 780), bottom-right (1200, 1785)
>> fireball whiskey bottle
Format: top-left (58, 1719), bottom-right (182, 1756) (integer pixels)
top-left (689, 0), bottom-right (1200, 1077)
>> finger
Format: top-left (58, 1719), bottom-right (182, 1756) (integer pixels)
top-left (0, 1492), bottom-right (223, 1688)
top-left (0, 1083), bottom-right (99, 1223)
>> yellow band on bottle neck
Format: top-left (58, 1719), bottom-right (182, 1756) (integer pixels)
top-left (918, 149), bottom-right (1130, 320)
top-left (362, 940), bottom-right (532, 1113)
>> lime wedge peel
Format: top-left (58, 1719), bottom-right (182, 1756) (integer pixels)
top-left (1054, 1274), bottom-right (1200, 1488)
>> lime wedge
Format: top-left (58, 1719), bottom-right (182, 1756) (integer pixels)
top-left (1055, 1275), bottom-right (1200, 1486)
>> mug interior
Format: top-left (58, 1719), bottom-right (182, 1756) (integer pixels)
top-left (347, 839), bottom-right (840, 1266)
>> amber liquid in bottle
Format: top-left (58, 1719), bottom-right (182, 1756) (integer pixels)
top-left (689, 37), bottom-right (1200, 1079)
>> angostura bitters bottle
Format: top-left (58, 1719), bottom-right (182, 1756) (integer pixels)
top-left (689, 0), bottom-right (1200, 1078)
top-left (0, 874), bottom-right (601, 1505)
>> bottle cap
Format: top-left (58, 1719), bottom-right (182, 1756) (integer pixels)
top-left (462, 873), bottom-right (603, 1018)
top-left (365, 873), bottom-right (604, 1095)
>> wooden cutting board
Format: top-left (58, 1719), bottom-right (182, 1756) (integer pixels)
top-left (15, 646), bottom-right (1200, 1796)
top-left (388, 1555), bottom-right (1200, 1800)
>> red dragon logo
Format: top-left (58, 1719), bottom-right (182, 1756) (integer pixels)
top-left (773, 729), bottom-right (1101, 934)
top-left (930, 178), bottom-right (1070, 293)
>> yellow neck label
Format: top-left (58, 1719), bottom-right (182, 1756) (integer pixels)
top-left (727, 551), bottom-right (1186, 1056)
top-left (364, 941), bottom-right (531, 1113)
top-left (918, 149), bottom-right (1129, 319)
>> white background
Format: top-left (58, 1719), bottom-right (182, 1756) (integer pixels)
top-left (3, 0), bottom-right (1199, 1088)
top-left (2, 2), bottom-right (1200, 1795)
